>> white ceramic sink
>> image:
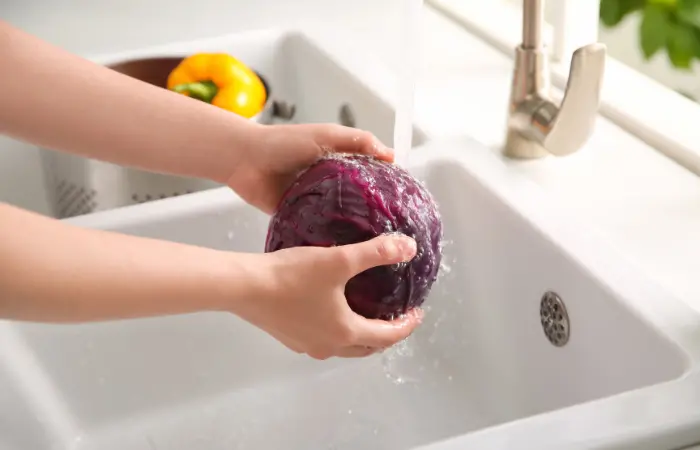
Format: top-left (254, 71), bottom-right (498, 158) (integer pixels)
top-left (6, 30), bottom-right (700, 450)
top-left (6, 137), bottom-right (700, 449)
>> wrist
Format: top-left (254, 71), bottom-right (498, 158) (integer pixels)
top-left (219, 251), bottom-right (280, 322)
top-left (221, 122), bottom-right (271, 196)
top-left (203, 117), bottom-right (267, 185)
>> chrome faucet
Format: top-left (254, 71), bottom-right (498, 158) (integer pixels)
top-left (504, 0), bottom-right (607, 159)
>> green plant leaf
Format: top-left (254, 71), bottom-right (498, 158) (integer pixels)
top-left (649, 0), bottom-right (678, 6)
top-left (666, 22), bottom-right (697, 68)
top-left (640, 4), bottom-right (671, 58)
top-left (694, 27), bottom-right (700, 58)
top-left (601, 0), bottom-right (646, 27)
top-left (677, 0), bottom-right (700, 27)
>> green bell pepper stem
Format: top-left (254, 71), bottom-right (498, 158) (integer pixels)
top-left (171, 81), bottom-right (218, 103)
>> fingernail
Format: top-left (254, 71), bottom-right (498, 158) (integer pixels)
top-left (393, 235), bottom-right (417, 261)
top-left (375, 143), bottom-right (394, 160)
top-left (397, 308), bottom-right (423, 322)
top-left (411, 308), bottom-right (425, 323)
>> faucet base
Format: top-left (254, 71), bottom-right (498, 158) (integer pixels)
top-left (503, 129), bottom-right (549, 159)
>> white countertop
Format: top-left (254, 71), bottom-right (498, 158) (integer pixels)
top-left (4, 2), bottom-right (700, 330)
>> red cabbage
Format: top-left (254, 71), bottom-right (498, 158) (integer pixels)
top-left (264, 154), bottom-right (443, 320)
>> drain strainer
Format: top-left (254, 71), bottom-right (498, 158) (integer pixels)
top-left (540, 291), bottom-right (570, 347)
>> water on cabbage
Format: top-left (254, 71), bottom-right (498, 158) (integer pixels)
top-left (265, 153), bottom-right (444, 321)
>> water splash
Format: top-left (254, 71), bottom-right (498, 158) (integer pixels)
top-left (380, 337), bottom-right (418, 385)
top-left (440, 260), bottom-right (452, 275)
top-left (426, 310), bottom-right (447, 345)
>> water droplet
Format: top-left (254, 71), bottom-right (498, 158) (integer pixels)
top-left (440, 261), bottom-right (452, 274)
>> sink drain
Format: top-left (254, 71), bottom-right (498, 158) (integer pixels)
top-left (540, 291), bottom-right (569, 347)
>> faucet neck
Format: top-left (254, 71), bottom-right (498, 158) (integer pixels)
top-left (511, 46), bottom-right (550, 102)
top-left (522, 0), bottom-right (544, 49)
top-left (503, 0), bottom-right (606, 159)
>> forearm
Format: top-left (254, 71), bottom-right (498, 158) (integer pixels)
top-left (0, 203), bottom-right (260, 322)
top-left (0, 20), bottom-right (261, 184)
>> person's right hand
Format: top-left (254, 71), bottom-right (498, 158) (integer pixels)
top-left (236, 233), bottom-right (423, 360)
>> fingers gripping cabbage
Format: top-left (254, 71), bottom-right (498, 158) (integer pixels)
top-left (265, 154), bottom-right (443, 320)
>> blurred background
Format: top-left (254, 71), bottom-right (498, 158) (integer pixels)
top-left (525, 0), bottom-right (700, 102)
top-left (1, 0), bottom-right (698, 214)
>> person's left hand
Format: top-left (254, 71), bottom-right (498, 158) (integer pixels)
top-left (225, 123), bottom-right (394, 214)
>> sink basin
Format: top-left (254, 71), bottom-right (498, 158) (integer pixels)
top-left (7, 133), bottom-right (700, 449)
top-left (6, 29), bottom-right (700, 450)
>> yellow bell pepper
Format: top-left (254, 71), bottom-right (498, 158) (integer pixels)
top-left (166, 53), bottom-right (267, 119)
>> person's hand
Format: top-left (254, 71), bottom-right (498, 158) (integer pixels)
top-left (226, 123), bottom-right (394, 214)
top-left (235, 233), bottom-right (423, 359)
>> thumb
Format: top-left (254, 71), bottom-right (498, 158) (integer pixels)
top-left (335, 233), bottom-right (417, 278)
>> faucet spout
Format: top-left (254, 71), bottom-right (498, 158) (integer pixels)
top-left (504, 0), bottom-right (606, 159)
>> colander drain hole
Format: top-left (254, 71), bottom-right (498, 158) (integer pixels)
top-left (131, 191), bottom-right (194, 203)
